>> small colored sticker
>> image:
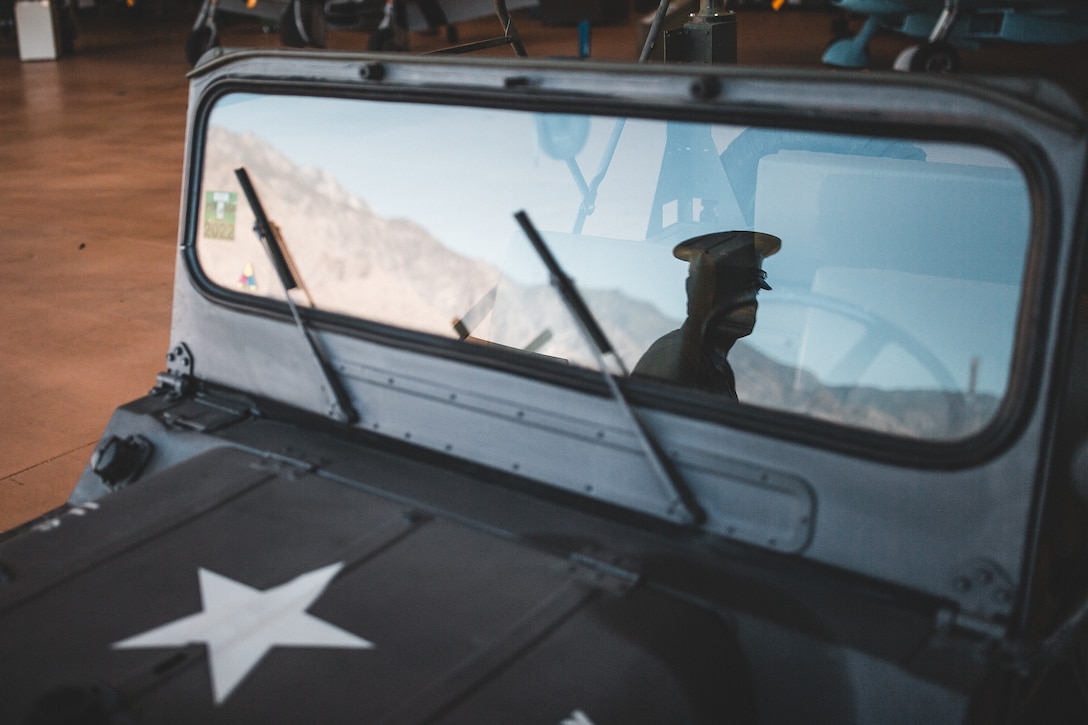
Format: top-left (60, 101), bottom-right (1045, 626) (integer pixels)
top-left (204, 191), bottom-right (238, 241)
top-left (238, 262), bottom-right (258, 292)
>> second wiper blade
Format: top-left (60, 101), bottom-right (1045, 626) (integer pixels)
top-left (514, 210), bottom-right (705, 527)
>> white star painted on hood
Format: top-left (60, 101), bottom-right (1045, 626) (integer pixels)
top-left (561, 710), bottom-right (597, 725)
top-left (113, 562), bottom-right (374, 704)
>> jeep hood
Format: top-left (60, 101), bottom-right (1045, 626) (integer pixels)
top-left (0, 446), bottom-right (748, 723)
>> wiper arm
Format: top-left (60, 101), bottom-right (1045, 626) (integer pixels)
top-left (234, 167), bottom-right (359, 425)
top-left (514, 211), bottom-right (705, 527)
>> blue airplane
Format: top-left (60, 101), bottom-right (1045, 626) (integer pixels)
top-left (821, 0), bottom-right (1088, 71)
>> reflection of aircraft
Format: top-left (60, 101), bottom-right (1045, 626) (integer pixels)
top-left (822, 0), bottom-right (1088, 71)
top-left (186, 0), bottom-right (533, 66)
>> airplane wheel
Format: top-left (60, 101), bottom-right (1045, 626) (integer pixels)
top-left (185, 25), bottom-right (219, 67)
top-left (892, 45), bottom-right (917, 72)
top-left (908, 41), bottom-right (959, 72)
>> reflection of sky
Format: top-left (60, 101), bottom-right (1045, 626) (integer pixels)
top-left (211, 96), bottom-right (660, 255)
top-left (211, 94), bottom-right (547, 262)
top-left (208, 94), bottom-right (696, 316)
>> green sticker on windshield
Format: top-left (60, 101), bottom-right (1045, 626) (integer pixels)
top-left (204, 191), bottom-right (237, 241)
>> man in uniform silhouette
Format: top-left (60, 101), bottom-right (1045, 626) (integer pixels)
top-left (633, 231), bottom-right (781, 400)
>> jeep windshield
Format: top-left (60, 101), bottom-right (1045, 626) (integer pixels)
top-left (195, 91), bottom-right (1030, 442)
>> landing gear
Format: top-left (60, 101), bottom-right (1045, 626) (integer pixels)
top-left (823, 0), bottom-right (964, 72)
top-left (893, 41), bottom-right (960, 73)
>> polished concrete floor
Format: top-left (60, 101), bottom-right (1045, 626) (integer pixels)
top-left (1, 3), bottom-right (1086, 532)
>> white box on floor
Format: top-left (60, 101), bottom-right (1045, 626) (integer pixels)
top-left (15, 0), bottom-right (60, 62)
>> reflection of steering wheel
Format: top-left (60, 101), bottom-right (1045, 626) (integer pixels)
top-left (760, 289), bottom-right (965, 434)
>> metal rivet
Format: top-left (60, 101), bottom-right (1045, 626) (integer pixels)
top-left (359, 62), bottom-right (385, 81)
top-left (690, 75), bottom-right (722, 101)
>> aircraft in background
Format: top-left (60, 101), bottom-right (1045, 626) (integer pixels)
top-left (821, 0), bottom-right (1088, 71)
top-left (185, 0), bottom-right (535, 66)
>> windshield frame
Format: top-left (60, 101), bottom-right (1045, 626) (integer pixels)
top-left (181, 69), bottom-right (1058, 470)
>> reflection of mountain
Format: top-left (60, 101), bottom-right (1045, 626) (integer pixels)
top-left (201, 127), bottom-right (996, 440)
top-left (733, 343), bottom-right (999, 439)
top-left (202, 127), bottom-right (504, 335)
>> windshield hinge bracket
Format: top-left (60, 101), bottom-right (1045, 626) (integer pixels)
top-left (929, 558), bottom-right (1014, 646)
top-left (936, 605), bottom-right (1007, 643)
top-left (150, 343), bottom-right (195, 401)
top-left (948, 558), bottom-right (1015, 622)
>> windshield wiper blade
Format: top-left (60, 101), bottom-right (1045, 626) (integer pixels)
top-left (235, 167), bottom-right (359, 425)
top-left (514, 210), bottom-right (705, 527)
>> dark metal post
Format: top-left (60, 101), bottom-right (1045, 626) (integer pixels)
top-left (664, 0), bottom-right (737, 64)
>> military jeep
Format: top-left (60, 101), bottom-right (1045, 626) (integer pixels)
top-left (0, 48), bottom-right (1086, 724)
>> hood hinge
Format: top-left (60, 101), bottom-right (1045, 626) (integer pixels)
top-left (567, 549), bottom-right (641, 596)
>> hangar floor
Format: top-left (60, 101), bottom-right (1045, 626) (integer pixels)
top-left (1, 2), bottom-right (1086, 532)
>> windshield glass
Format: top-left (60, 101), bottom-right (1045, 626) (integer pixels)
top-left (196, 92), bottom-right (1031, 441)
